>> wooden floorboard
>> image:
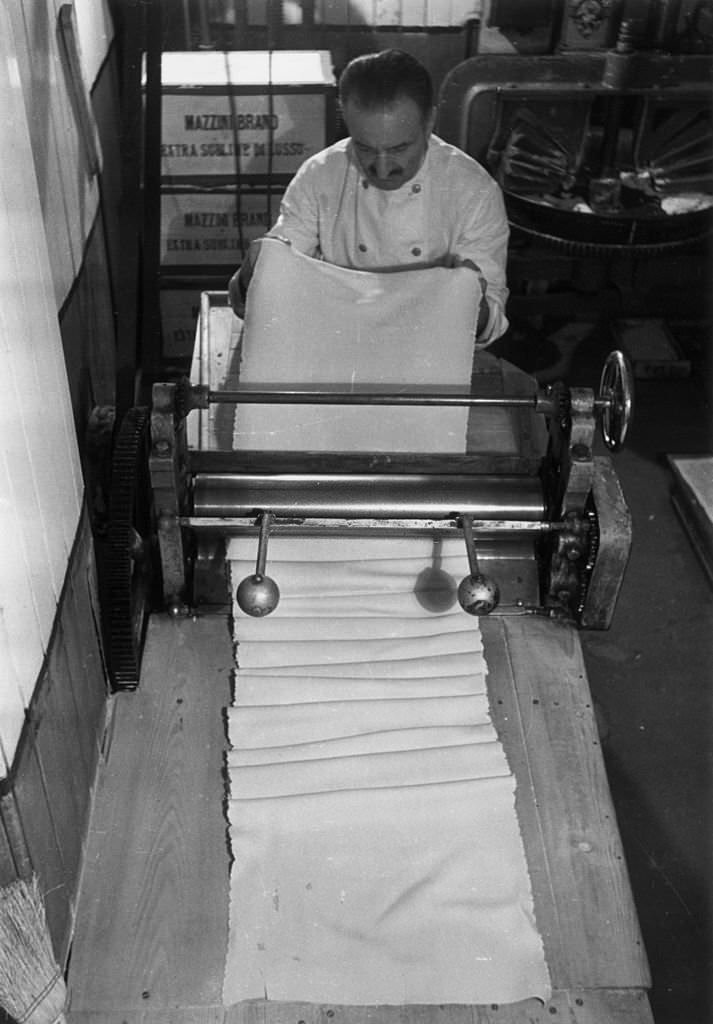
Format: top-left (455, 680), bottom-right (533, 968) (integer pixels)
top-left (66, 613), bottom-right (652, 1023)
top-left (67, 613), bottom-right (234, 1013)
top-left (481, 616), bottom-right (650, 992)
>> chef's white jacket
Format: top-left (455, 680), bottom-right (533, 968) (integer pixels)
top-left (269, 134), bottom-right (510, 345)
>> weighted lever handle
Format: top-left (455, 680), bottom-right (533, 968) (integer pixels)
top-left (457, 514), bottom-right (500, 616)
top-left (597, 349), bottom-right (634, 452)
top-left (235, 512), bottom-right (280, 616)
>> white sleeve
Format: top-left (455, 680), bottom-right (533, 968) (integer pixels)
top-left (269, 159), bottom-right (322, 257)
top-left (454, 177), bottom-right (510, 346)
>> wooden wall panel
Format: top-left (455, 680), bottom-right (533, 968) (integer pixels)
top-left (11, 732), bottom-right (71, 952)
top-left (0, 508), bottom-right (108, 959)
top-left (0, 816), bottom-right (20, 889)
top-left (60, 215), bottom-right (117, 432)
top-left (63, 542), bottom-right (109, 755)
top-left (56, 562), bottom-right (109, 791)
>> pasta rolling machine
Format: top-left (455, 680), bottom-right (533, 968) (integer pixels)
top-left (104, 293), bottom-right (634, 688)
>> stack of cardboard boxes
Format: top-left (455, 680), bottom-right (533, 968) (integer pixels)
top-left (158, 49), bottom-right (336, 363)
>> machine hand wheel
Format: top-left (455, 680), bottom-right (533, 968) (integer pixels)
top-left (599, 350), bottom-right (634, 452)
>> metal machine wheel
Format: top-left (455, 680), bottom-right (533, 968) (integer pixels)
top-left (599, 349), bottom-right (634, 451)
top-left (106, 406), bottom-right (155, 689)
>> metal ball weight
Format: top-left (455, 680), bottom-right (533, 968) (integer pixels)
top-left (457, 573), bottom-right (500, 616)
top-left (236, 573), bottom-right (280, 617)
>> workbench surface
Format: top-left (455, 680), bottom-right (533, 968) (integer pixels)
top-left (66, 612), bottom-right (652, 1024)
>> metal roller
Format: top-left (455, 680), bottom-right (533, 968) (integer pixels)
top-left (192, 473), bottom-right (545, 521)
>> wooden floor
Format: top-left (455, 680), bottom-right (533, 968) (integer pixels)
top-left (66, 612), bottom-right (653, 1024)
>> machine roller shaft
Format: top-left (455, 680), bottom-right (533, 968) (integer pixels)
top-left (192, 473), bottom-right (545, 520)
top-left (207, 389), bottom-right (549, 408)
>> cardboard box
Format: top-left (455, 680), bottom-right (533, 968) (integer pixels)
top-left (160, 286), bottom-right (203, 360)
top-left (160, 188), bottom-right (283, 266)
top-left (158, 50), bottom-right (336, 183)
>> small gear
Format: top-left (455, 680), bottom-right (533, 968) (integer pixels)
top-left (549, 380), bottom-right (571, 425)
top-left (577, 502), bottom-right (601, 617)
top-left (174, 376), bottom-right (193, 422)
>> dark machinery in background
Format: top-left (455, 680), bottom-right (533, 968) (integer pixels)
top-left (438, 0), bottom-right (713, 320)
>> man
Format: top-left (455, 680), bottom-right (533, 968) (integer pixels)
top-left (229, 48), bottom-right (509, 346)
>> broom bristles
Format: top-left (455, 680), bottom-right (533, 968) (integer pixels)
top-left (0, 877), bottom-right (66, 1024)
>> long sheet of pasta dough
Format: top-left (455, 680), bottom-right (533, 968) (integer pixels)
top-left (224, 535), bottom-right (551, 1006)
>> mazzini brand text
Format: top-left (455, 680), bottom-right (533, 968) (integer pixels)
top-left (183, 113), bottom-right (279, 130)
top-left (182, 210), bottom-right (271, 227)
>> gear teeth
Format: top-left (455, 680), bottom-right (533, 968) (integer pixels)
top-left (107, 407), bottom-right (152, 689)
top-left (577, 503), bottom-right (601, 618)
top-left (174, 376), bottom-right (193, 422)
top-left (510, 218), bottom-right (711, 256)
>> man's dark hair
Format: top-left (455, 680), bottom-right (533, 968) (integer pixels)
top-left (338, 49), bottom-right (434, 120)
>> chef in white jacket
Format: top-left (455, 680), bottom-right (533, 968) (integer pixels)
top-left (229, 48), bottom-right (510, 347)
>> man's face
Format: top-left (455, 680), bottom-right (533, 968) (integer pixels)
top-left (343, 95), bottom-right (434, 191)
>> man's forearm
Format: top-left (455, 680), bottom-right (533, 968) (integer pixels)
top-left (228, 238), bottom-right (263, 316)
top-left (476, 295), bottom-right (490, 339)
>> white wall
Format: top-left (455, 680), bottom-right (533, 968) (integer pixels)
top-left (7, 0), bottom-right (114, 309)
top-left (74, 0), bottom-right (115, 88)
top-left (0, 0), bottom-right (113, 773)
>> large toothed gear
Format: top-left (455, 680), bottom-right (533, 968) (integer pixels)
top-left (106, 406), bottom-right (155, 689)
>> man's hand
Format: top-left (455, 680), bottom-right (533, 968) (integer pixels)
top-left (228, 237), bottom-right (267, 317)
top-left (227, 238), bottom-right (262, 315)
top-left (449, 256), bottom-right (490, 340)
top-left (228, 267), bottom-right (246, 318)
top-left (228, 236), bottom-right (292, 317)
top-left (449, 255), bottom-right (487, 293)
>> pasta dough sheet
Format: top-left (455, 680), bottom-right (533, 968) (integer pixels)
top-left (233, 239), bottom-right (481, 453)
top-left (226, 779), bottom-right (546, 1006)
top-left (224, 536), bottom-right (551, 1007)
top-left (227, 724), bottom-right (496, 767)
top-left (232, 672), bottom-right (484, 706)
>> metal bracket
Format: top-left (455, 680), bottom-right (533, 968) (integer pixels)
top-left (149, 382), bottom-right (188, 612)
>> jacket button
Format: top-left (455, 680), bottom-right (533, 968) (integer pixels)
top-left (358, 243), bottom-right (367, 252)
top-left (412, 247), bottom-right (422, 256)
